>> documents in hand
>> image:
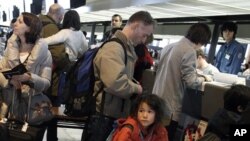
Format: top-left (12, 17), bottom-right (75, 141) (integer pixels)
top-left (2, 63), bottom-right (27, 79)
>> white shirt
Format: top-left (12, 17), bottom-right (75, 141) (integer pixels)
top-left (44, 28), bottom-right (88, 61)
top-left (199, 64), bottom-right (219, 76)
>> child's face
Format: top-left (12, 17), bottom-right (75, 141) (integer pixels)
top-left (137, 102), bottom-right (156, 129)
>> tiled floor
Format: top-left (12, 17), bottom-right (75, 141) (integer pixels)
top-left (43, 128), bottom-right (83, 141)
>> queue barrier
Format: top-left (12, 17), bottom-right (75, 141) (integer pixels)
top-left (51, 107), bottom-right (88, 129)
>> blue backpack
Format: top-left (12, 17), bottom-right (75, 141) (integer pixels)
top-left (62, 38), bottom-right (127, 117)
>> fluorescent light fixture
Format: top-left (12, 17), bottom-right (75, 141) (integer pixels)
top-left (75, 5), bottom-right (91, 13)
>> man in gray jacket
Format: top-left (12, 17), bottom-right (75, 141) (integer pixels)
top-left (87, 11), bottom-right (155, 141)
top-left (152, 23), bottom-right (212, 141)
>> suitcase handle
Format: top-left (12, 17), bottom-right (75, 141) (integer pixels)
top-left (9, 81), bottom-right (34, 123)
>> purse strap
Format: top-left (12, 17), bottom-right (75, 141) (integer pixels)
top-left (19, 52), bottom-right (31, 64)
top-left (100, 89), bottom-right (105, 114)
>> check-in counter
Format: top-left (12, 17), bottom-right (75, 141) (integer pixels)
top-left (141, 69), bottom-right (156, 94)
top-left (182, 82), bottom-right (230, 120)
top-left (142, 69), bottom-right (234, 120)
top-left (201, 82), bottom-right (231, 119)
top-left (183, 72), bottom-right (247, 120)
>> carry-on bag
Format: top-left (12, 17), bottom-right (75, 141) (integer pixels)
top-left (0, 122), bottom-right (9, 141)
top-left (7, 119), bottom-right (45, 141)
top-left (8, 82), bottom-right (53, 125)
top-left (6, 82), bottom-right (48, 141)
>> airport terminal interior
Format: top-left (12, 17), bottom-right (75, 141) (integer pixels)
top-left (1, 0), bottom-right (250, 141)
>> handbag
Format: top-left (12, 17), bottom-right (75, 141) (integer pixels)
top-left (83, 114), bottom-right (115, 141)
top-left (10, 84), bottom-right (54, 126)
top-left (6, 119), bottom-right (46, 141)
top-left (6, 88), bottom-right (48, 141)
top-left (64, 92), bottom-right (97, 117)
top-left (82, 91), bottom-right (115, 141)
top-left (27, 93), bottom-right (54, 125)
top-left (0, 122), bottom-right (9, 141)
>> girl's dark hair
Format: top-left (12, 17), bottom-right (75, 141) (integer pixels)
top-left (22, 12), bottom-right (42, 44)
top-left (224, 85), bottom-right (250, 114)
top-left (185, 23), bottom-right (211, 46)
top-left (220, 21), bottom-right (237, 39)
top-left (62, 10), bottom-right (81, 30)
top-left (130, 94), bottom-right (166, 124)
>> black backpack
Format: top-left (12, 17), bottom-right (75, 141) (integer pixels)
top-left (0, 123), bottom-right (9, 141)
top-left (63, 38), bottom-right (127, 117)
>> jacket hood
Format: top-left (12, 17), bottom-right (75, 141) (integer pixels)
top-left (38, 14), bottom-right (56, 26)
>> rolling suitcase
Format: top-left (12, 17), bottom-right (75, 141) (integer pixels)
top-left (7, 120), bottom-right (45, 141)
top-left (6, 86), bottom-right (46, 141)
top-left (0, 122), bottom-right (9, 141)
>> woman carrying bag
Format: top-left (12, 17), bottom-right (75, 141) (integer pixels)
top-left (0, 12), bottom-right (52, 141)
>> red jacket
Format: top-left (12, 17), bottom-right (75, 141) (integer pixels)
top-left (134, 45), bottom-right (154, 83)
top-left (112, 116), bottom-right (168, 141)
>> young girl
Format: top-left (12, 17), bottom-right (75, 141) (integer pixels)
top-left (110, 94), bottom-right (169, 141)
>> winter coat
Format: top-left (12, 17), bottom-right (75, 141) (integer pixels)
top-left (206, 108), bottom-right (241, 140)
top-left (111, 116), bottom-right (168, 141)
top-left (134, 44), bottom-right (153, 83)
top-left (39, 14), bottom-right (68, 98)
top-left (93, 30), bottom-right (141, 119)
top-left (152, 37), bottom-right (205, 122)
top-left (0, 37), bottom-right (52, 118)
top-left (38, 14), bottom-right (68, 70)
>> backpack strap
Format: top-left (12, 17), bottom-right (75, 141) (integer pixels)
top-left (100, 37), bottom-right (127, 65)
top-left (108, 38), bottom-right (127, 65)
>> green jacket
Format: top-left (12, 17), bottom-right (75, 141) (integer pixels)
top-left (39, 14), bottom-right (69, 97)
top-left (38, 14), bottom-right (68, 70)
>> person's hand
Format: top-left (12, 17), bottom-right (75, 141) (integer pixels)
top-left (196, 69), bottom-right (203, 75)
top-left (11, 73), bottom-right (31, 82)
top-left (9, 79), bottom-right (22, 89)
top-left (132, 78), bottom-right (142, 94)
top-left (138, 85), bottom-right (143, 94)
top-left (130, 85), bottom-right (143, 100)
top-left (203, 75), bottom-right (213, 82)
top-left (21, 84), bottom-right (31, 94)
top-left (0, 73), bottom-right (9, 87)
